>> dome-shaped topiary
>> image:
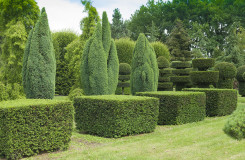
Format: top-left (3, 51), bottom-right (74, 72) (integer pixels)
top-left (119, 63), bottom-right (131, 75)
top-left (68, 88), bottom-right (84, 101)
top-left (236, 65), bottom-right (245, 82)
top-left (157, 56), bottom-right (170, 69)
top-left (214, 62), bottom-right (237, 79)
top-left (151, 41), bottom-right (170, 60)
top-left (192, 58), bottom-right (215, 71)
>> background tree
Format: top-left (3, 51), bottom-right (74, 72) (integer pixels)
top-left (22, 8), bottom-right (56, 99)
top-left (130, 33), bottom-right (159, 95)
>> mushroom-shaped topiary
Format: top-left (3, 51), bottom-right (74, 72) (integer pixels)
top-left (237, 65), bottom-right (245, 96)
top-left (214, 62), bottom-right (237, 89)
top-left (157, 56), bottom-right (170, 69)
top-left (192, 58), bottom-right (215, 71)
top-left (119, 63), bottom-right (131, 75)
top-left (118, 63), bottom-right (131, 95)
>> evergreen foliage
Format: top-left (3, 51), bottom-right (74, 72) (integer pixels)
top-left (22, 8), bottom-right (56, 99)
top-left (166, 19), bottom-right (192, 61)
top-left (118, 63), bottom-right (131, 95)
top-left (115, 38), bottom-right (135, 65)
top-left (81, 12), bottom-right (119, 95)
top-left (52, 31), bottom-right (78, 95)
top-left (236, 65), bottom-right (245, 96)
top-left (130, 33), bottom-right (159, 95)
top-left (151, 41), bottom-right (170, 60)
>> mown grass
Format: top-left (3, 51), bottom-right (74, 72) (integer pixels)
top-left (19, 96), bottom-right (245, 160)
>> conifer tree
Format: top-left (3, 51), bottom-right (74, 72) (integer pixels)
top-left (22, 8), bottom-right (56, 99)
top-left (130, 33), bottom-right (159, 95)
top-left (81, 11), bottom-right (119, 95)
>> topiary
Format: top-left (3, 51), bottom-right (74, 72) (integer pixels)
top-left (22, 8), bottom-right (56, 99)
top-left (115, 38), bottom-right (135, 65)
top-left (118, 63), bottom-right (131, 95)
top-left (157, 56), bottom-right (170, 69)
top-left (214, 62), bottom-right (237, 89)
top-left (131, 33), bottom-right (159, 95)
top-left (151, 41), bottom-right (170, 60)
top-left (68, 88), bottom-right (84, 101)
top-left (192, 58), bottom-right (215, 71)
top-left (236, 65), bottom-right (245, 96)
top-left (119, 63), bottom-right (131, 75)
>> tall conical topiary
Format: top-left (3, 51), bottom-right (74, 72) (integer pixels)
top-left (130, 33), bottom-right (159, 95)
top-left (81, 11), bottom-right (119, 95)
top-left (22, 8), bottom-right (56, 99)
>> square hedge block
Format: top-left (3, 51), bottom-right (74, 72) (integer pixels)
top-left (74, 95), bottom-right (159, 138)
top-left (0, 99), bottom-right (74, 160)
top-left (136, 91), bottom-right (206, 125)
top-left (183, 88), bottom-right (237, 116)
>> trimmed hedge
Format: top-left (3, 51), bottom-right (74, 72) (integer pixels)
top-left (136, 91), bottom-right (206, 125)
top-left (115, 38), bottom-right (135, 65)
top-left (172, 68), bottom-right (192, 75)
top-left (159, 77), bottom-right (170, 82)
top-left (119, 63), bottom-right (131, 75)
top-left (74, 95), bottom-right (159, 138)
top-left (171, 61), bottom-right (192, 69)
top-left (183, 88), bottom-right (237, 116)
top-left (170, 76), bottom-right (191, 83)
top-left (223, 104), bottom-right (245, 140)
top-left (214, 62), bottom-right (237, 79)
top-left (158, 82), bottom-right (173, 89)
top-left (118, 82), bottom-right (130, 88)
top-left (190, 71), bottom-right (219, 83)
top-left (0, 99), bottom-right (74, 159)
top-left (118, 75), bottom-right (130, 81)
top-left (157, 56), bottom-right (170, 69)
top-left (217, 79), bottom-right (233, 89)
top-left (192, 58), bottom-right (215, 70)
top-left (236, 65), bottom-right (245, 82)
top-left (151, 41), bottom-right (170, 60)
top-left (159, 68), bottom-right (172, 74)
top-left (68, 88), bottom-right (84, 101)
top-left (239, 82), bottom-right (245, 96)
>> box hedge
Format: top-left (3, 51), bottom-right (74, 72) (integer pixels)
top-left (172, 68), bottom-right (192, 75)
top-left (192, 58), bottom-right (215, 71)
top-left (160, 68), bottom-right (172, 74)
top-left (183, 88), bottom-right (237, 116)
top-left (0, 99), bottom-right (74, 160)
top-left (171, 61), bottom-right (192, 69)
top-left (190, 71), bottom-right (219, 83)
top-left (136, 91), bottom-right (206, 125)
top-left (170, 76), bottom-right (191, 83)
top-left (74, 95), bottom-right (159, 138)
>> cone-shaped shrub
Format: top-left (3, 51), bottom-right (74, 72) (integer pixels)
top-left (237, 65), bottom-right (245, 96)
top-left (22, 8), bottom-right (56, 99)
top-left (130, 33), bottom-right (159, 95)
top-left (81, 12), bottom-right (119, 95)
top-left (214, 62), bottom-right (237, 89)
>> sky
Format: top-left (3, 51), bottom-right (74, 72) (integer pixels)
top-left (36, 0), bottom-right (151, 34)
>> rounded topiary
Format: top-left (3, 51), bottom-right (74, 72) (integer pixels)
top-left (115, 38), bottom-right (135, 65)
top-left (223, 105), bottom-right (245, 140)
top-left (68, 88), bottom-right (84, 101)
top-left (237, 65), bottom-right (245, 82)
top-left (171, 61), bottom-right (192, 69)
top-left (157, 56), bottom-right (170, 69)
top-left (151, 41), bottom-right (170, 60)
top-left (119, 63), bottom-right (131, 75)
top-left (192, 58), bottom-right (215, 71)
top-left (190, 71), bottom-right (219, 83)
top-left (214, 62), bottom-right (237, 79)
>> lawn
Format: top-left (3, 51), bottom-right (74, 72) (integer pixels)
top-left (19, 97), bottom-right (245, 160)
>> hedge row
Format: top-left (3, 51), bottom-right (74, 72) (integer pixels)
top-left (0, 99), bottom-right (74, 159)
top-left (136, 91), bottom-right (206, 125)
top-left (170, 76), bottom-right (191, 83)
top-left (74, 95), bottom-right (159, 138)
top-left (183, 88), bottom-right (237, 116)
top-left (172, 68), bottom-right (192, 75)
top-left (192, 58), bottom-right (215, 70)
top-left (171, 61), bottom-right (192, 69)
top-left (190, 71), bottom-right (219, 83)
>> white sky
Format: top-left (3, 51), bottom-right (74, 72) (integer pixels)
top-left (36, 0), bottom-right (154, 34)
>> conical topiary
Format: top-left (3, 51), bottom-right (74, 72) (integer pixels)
top-left (80, 11), bottom-right (119, 95)
top-left (130, 33), bottom-right (159, 95)
top-left (157, 56), bottom-right (173, 91)
top-left (22, 8), bottom-right (56, 99)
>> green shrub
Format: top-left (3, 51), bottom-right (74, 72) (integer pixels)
top-left (118, 75), bottom-right (130, 81)
top-left (136, 91), bottom-right (206, 125)
top-left (115, 87), bottom-right (131, 95)
top-left (151, 41), bottom-right (170, 60)
top-left (158, 82), bottom-right (173, 89)
top-left (119, 63), bottom-right (131, 75)
top-left (68, 88), bottom-right (84, 101)
top-left (170, 76), bottom-right (191, 83)
top-left (183, 88), bottom-right (237, 116)
top-left (0, 99), bottom-right (74, 159)
top-left (118, 82), bottom-right (130, 88)
top-left (171, 61), bottom-right (192, 69)
top-left (160, 68), bottom-right (172, 74)
top-left (172, 68), bottom-right (192, 75)
top-left (236, 65), bottom-right (245, 82)
top-left (115, 38), bottom-right (135, 65)
top-left (190, 71), bottom-right (219, 83)
top-left (74, 95), bottom-right (159, 138)
top-left (131, 33), bottom-right (159, 95)
top-left (192, 58), bottom-right (215, 71)
top-left (238, 82), bottom-right (245, 96)
top-left (22, 8), bottom-right (56, 99)
top-left (217, 79), bottom-right (233, 89)
top-left (157, 56), bottom-right (170, 69)
top-left (0, 82), bottom-right (24, 101)
top-left (223, 104), bottom-right (245, 140)
top-left (214, 62), bottom-right (237, 79)
top-left (159, 77), bottom-right (170, 82)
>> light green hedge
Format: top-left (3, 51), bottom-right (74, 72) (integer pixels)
top-left (136, 91), bottom-right (206, 125)
top-left (0, 99), bottom-right (74, 159)
top-left (74, 95), bottom-right (159, 138)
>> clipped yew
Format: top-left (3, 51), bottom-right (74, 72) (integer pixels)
top-left (22, 8), bottom-right (56, 99)
top-left (237, 65), bottom-right (245, 96)
top-left (130, 33), bottom-right (159, 95)
top-left (190, 58), bottom-right (219, 88)
top-left (118, 63), bottom-right (131, 95)
top-left (214, 62), bottom-right (237, 89)
top-left (81, 12), bottom-right (119, 95)
top-left (157, 56), bottom-right (173, 91)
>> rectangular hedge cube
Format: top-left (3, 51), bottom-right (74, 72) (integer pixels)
top-left (183, 88), bottom-right (237, 116)
top-left (74, 95), bottom-right (159, 138)
top-left (136, 91), bottom-right (206, 125)
top-left (0, 99), bottom-right (74, 160)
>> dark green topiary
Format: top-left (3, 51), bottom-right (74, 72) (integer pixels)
top-left (192, 58), bottom-right (215, 71)
top-left (236, 65), bottom-right (245, 96)
top-left (171, 61), bottom-right (192, 69)
top-left (119, 63), bottom-right (131, 75)
top-left (130, 33), bottom-right (159, 95)
top-left (81, 12), bottom-right (119, 95)
top-left (214, 62), bottom-right (237, 89)
top-left (223, 104), bottom-right (245, 140)
top-left (118, 63), bottom-right (131, 95)
top-left (157, 56), bottom-right (170, 69)
top-left (22, 8), bottom-right (56, 99)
